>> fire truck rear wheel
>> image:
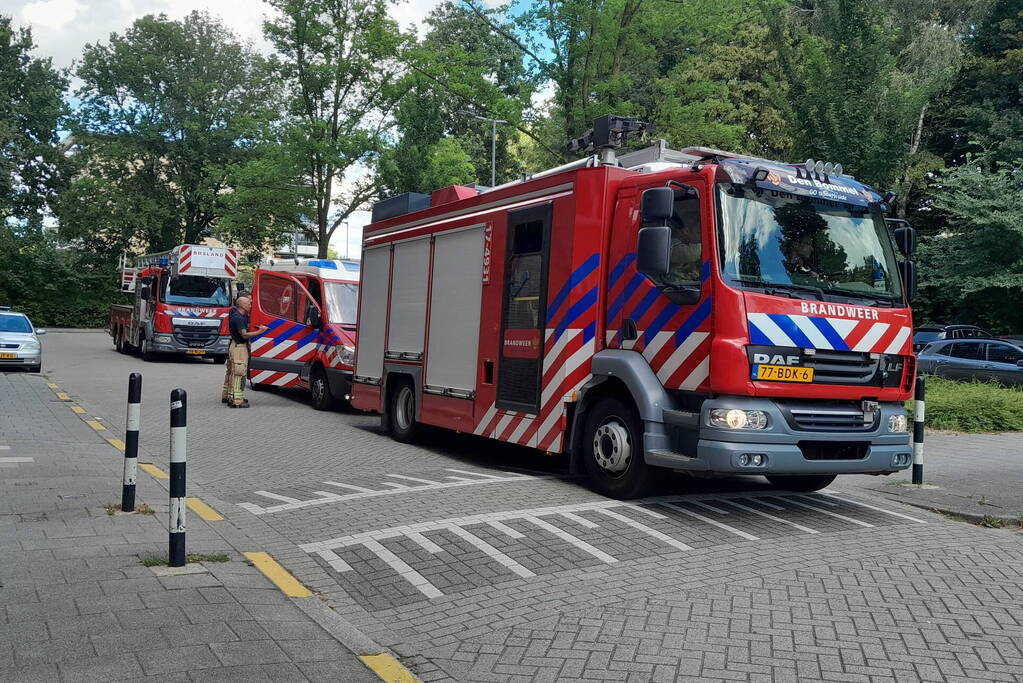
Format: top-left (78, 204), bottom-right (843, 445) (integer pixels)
top-left (765, 474), bottom-right (836, 492)
top-left (310, 367), bottom-right (336, 411)
top-left (114, 328), bottom-right (124, 353)
top-left (388, 381), bottom-right (419, 443)
top-left (582, 397), bottom-right (654, 499)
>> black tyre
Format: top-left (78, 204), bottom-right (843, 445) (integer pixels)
top-left (766, 474), bottom-right (837, 492)
top-left (582, 397), bottom-right (655, 499)
top-left (27, 365), bottom-right (41, 373)
top-left (387, 380), bottom-right (419, 443)
top-left (139, 336), bottom-right (155, 362)
top-left (249, 377), bottom-right (267, 391)
top-left (310, 366), bottom-right (336, 411)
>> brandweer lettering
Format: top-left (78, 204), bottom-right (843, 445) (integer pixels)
top-left (800, 302), bottom-right (879, 320)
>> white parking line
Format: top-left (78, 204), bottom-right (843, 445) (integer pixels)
top-left (0, 456), bottom-right (33, 463)
top-left (253, 491), bottom-right (302, 504)
top-left (407, 532), bottom-right (444, 554)
top-left (387, 475), bottom-right (442, 485)
top-left (524, 516), bottom-right (618, 564)
top-left (659, 503), bottom-right (759, 541)
top-left (446, 526), bottom-right (535, 578)
top-left (592, 508), bottom-right (692, 552)
top-left (724, 500), bottom-right (820, 534)
top-left (819, 490), bottom-right (927, 523)
top-left (560, 512), bottom-right (599, 529)
top-left (488, 521), bottom-right (525, 539)
top-left (325, 481), bottom-right (376, 493)
top-left (778, 496), bottom-right (874, 527)
top-left (689, 500), bottom-right (731, 515)
top-left (362, 539), bottom-right (443, 599)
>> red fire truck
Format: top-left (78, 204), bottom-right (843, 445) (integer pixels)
top-left (109, 244), bottom-right (237, 362)
top-left (351, 116), bottom-right (918, 498)
top-left (249, 259), bottom-right (359, 409)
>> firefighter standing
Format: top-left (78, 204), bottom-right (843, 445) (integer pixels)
top-left (222, 295), bottom-right (266, 408)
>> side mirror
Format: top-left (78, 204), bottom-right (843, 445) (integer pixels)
top-left (306, 307), bottom-right (323, 329)
top-left (139, 286), bottom-right (151, 301)
top-left (894, 226), bottom-right (916, 257)
top-left (898, 260), bottom-right (916, 302)
top-left (641, 187), bottom-right (674, 222)
top-left (35, 329), bottom-right (47, 335)
top-left (1016, 359), bottom-right (1023, 368)
top-left (636, 225), bottom-right (672, 280)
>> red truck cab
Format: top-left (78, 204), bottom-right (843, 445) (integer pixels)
top-left (249, 259), bottom-right (359, 409)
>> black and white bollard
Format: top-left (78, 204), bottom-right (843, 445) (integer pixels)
top-left (121, 373), bottom-right (142, 512)
top-left (169, 388), bottom-right (187, 567)
top-left (912, 376), bottom-right (925, 485)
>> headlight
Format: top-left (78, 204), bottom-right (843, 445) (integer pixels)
top-left (154, 335), bottom-right (173, 343)
top-left (709, 408), bottom-right (769, 430)
top-left (888, 414), bottom-right (909, 433)
top-left (23, 341), bottom-right (41, 350)
top-left (338, 344), bottom-right (355, 365)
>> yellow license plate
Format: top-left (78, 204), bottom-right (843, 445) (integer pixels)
top-left (754, 364), bottom-right (814, 382)
top-left (186, 349), bottom-right (206, 355)
top-left (0, 353), bottom-right (16, 359)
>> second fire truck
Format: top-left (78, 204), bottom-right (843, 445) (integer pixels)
top-left (351, 116), bottom-right (919, 498)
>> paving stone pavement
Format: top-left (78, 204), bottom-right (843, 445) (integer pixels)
top-left (0, 372), bottom-right (378, 682)
top-left (33, 331), bottom-right (1023, 682)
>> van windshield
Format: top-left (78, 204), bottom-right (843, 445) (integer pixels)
top-left (324, 282), bottom-right (358, 324)
top-left (717, 186), bottom-right (903, 302)
top-left (163, 276), bottom-right (230, 307)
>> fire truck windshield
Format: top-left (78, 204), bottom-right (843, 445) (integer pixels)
top-left (324, 282), bottom-right (358, 324)
top-left (162, 276), bottom-right (230, 307)
top-left (716, 186), bottom-right (903, 303)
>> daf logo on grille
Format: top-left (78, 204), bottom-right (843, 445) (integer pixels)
top-left (175, 318), bottom-right (217, 327)
top-left (752, 353), bottom-right (801, 366)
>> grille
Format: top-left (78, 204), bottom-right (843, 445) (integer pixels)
top-left (809, 350), bottom-right (878, 384)
top-left (497, 357), bottom-right (540, 411)
top-left (172, 323), bottom-right (219, 347)
top-left (799, 441), bottom-right (869, 460)
top-left (0, 343), bottom-right (19, 349)
top-left (788, 405), bottom-right (876, 431)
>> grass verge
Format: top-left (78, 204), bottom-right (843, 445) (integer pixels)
top-left (142, 553), bottom-right (230, 567)
top-left (909, 375), bottom-right (1023, 432)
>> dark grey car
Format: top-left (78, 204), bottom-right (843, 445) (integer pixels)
top-left (917, 339), bottom-right (1023, 386)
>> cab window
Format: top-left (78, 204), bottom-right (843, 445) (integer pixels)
top-left (258, 274), bottom-right (298, 321)
top-left (667, 189), bottom-right (702, 283)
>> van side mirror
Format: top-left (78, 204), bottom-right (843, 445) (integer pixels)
top-left (306, 306), bottom-right (323, 329)
top-left (641, 187), bottom-right (674, 222)
top-left (636, 225), bottom-right (672, 280)
top-left (894, 226), bottom-right (916, 257)
top-left (35, 329), bottom-right (46, 335)
top-left (898, 260), bottom-right (916, 302)
top-left (1017, 359), bottom-right (1023, 368)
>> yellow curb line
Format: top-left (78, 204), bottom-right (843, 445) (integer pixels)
top-left (107, 438), bottom-right (126, 451)
top-left (187, 497), bottom-right (224, 521)
top-left (85, 419), bottom-right (107, 432)
top-left (47, 382), bottom-right (58, 389)
top-left (139, 463), bottom-right (168, 479)
top-left (243, 552), bottom-right (312, 598)
top-left (359, 654), bottom-right (419, 683)
top-left (70, 405), bottom-right (86, 414)
top-left (56, 392), bottom-right (71, 401)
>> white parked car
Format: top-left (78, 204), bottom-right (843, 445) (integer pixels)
top-left (0, 307), bottom-right (45, 372)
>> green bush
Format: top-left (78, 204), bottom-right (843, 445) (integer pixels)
top-left (910, 375), bottom-right (1023, 433)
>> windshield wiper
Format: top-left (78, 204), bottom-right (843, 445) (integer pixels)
top-left (817, 287), bottom-right (901, 307)
top-left (730, 279), bottom-right (825, 300)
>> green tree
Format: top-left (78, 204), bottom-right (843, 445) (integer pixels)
top-left (60, 12), bottom-right (280, 254)
top-left (0, 16), bottom-right (67, 227)
top-left (916, 159), bottom-right (1023, 332)
top-left (263, 0), bottom-right (410, 257)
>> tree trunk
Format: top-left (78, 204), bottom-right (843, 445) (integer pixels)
top-left (896, 104), bottom-right (927, 219)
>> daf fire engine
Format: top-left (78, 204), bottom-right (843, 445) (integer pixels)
top-left (249, 259), bottom-right (360, 409)
top-left (110, 244), bottom-right (238, 362)
top-left (351, 116), bottom-right (918, 498)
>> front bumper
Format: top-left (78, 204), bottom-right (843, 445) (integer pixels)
top-left (151, 335), bottom-right (230, 356)
top-left (646, 395), bottom-right (912, 476)
top-left (0, 349), bottom-right (41, 369)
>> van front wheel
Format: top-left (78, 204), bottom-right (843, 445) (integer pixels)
top-left (582, 397), bottom-right (655, 499)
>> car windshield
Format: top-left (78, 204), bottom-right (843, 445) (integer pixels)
top-left (324, 282), bottom-right (358, 324)
top-left (0, 315), bottom-right (32, 333)
top-left (163, 276), bottom-right (230, 306)
top-left (717, 186), bottom-right (903, 301)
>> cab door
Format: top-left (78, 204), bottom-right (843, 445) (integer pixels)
top-left (496, 204), bottom-right (551, 413)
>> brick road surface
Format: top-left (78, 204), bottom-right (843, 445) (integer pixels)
top-left (33, 330), bottom-right (1023, 681)
top-left (0, 372), bottom-right (379, 682)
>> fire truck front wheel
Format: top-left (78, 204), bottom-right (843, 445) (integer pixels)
top-left (582, 398), bottom-right (655, 499)
top-left (139, 336), bottom-right (155, 361)
top-left (387, 380), bottom-right (419, 443)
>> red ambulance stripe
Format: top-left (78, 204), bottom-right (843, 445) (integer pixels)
top-left (542, 332), bottom-right (584, 387)
top-left (497, 414), bottom-right (526, 442)
top-left (665, 336), bottom-right (713, 387)
top-left (479, 409), bottom-right (505, 439)
top-left (537, 360), bottom-right (591, 428)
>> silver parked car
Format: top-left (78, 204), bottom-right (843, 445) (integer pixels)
top-left (0, 307), bottom-right (45, 372)
top-left (917, 338), bottom-right (1023, 386)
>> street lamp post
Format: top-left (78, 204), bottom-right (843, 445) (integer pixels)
top-left (456, 111), bottom-right (508, 188)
